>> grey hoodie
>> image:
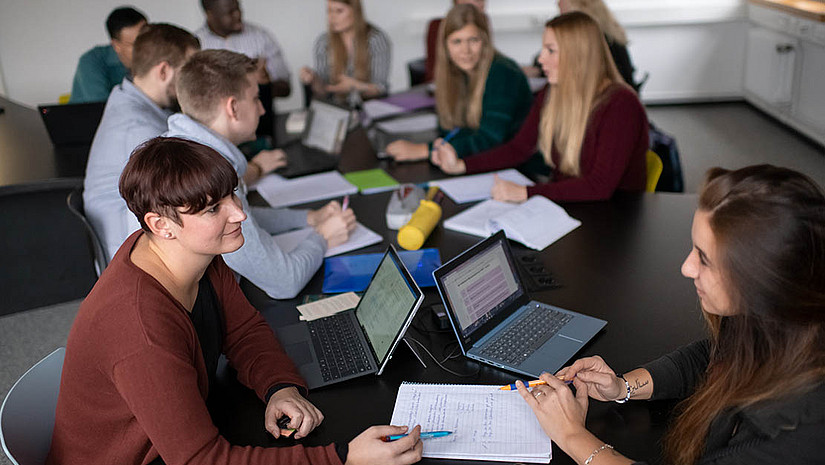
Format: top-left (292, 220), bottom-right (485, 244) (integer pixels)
top-left (165, 113), bottom-right (326, 299)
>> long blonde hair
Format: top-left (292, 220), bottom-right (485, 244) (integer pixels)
top-left (565, 0), bottom-right (628, 45)
top-left (537, 12), bottom-right (624, 176)
top-left (328, 0), bottom-right (371, 83)
top-left (434, 4), bottom-right (495, 130)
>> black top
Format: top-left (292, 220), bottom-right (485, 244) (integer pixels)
top-left (190, 275), bottom-right (224, 396)
top-left (638, 340), bottom-right (825, 464)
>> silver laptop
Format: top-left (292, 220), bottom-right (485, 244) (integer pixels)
top-left (433, 231), bottom-right (606, 378)
top-left (277, 99), bottom-right (351, 178)
top-left (277, 246), bottom-right (424, 389)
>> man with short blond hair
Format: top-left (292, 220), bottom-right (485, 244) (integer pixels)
top-left (167, 49), bottom-right (356, 299)
top-left (84, 23), bottom-right (200, 262)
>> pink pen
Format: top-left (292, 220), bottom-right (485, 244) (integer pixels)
top-left (342, 195), bottom-right (349, 212)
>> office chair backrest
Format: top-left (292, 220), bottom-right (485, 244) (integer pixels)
top-left (646, 150), bottom-right (663, 193)
top-left (0, 348), bottom-right (65, 465)
top-left (66, 188), bottom-right (109, 276)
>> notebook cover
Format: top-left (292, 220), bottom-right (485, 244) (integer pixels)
top-left (323, 248), bottom-right (441, 293)
top-left (343, 168), bottom-right (400, 194)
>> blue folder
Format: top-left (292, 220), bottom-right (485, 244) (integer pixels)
top-left (323, 248), bottom-right (441, 294)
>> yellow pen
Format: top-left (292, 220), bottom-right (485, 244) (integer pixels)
top-left (499, 376), bottom-right (572, 390)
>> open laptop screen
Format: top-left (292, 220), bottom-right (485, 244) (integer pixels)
top-left (438, 234), bottom-right (526, 338)
top-left (356, 249), bottom-right (421, 364)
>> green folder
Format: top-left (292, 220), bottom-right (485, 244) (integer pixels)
top-left (343, 168), bottom-right (400, 194)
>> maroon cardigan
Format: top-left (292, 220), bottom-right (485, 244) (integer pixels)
top-left (463, 84), bottom-right (649, 202)
top-left (47, 231), bottom-right (343, 465)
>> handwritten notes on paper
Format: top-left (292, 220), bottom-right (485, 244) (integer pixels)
top-left (390, 383), bottom-right (552, 463)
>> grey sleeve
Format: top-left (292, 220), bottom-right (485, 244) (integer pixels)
top-left (250, 206), bottom-right (308, 234)
top-left (223, 201), bottom-right (326, 299)
top-left (368, 28), bottom-right (392, 94)
top-left (643, 339), bottom-right (711, 400)
top-left (313, 34), bottom-right (330, 84)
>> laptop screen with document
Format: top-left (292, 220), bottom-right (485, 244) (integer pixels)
top-left (436, 232), bottom-right (527, 341)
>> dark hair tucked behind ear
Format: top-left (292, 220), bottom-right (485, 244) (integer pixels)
top-left (106, 6), bottom-right (147, 39)
top-left (665, 164), bottom-right (825, 465)
top-left (119, 137), bottom-right (238, 232)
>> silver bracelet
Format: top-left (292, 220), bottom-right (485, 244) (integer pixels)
top-left (614, 373), bottom-right (631, 403)
top-left (584, 443), bottom-right (614, 465)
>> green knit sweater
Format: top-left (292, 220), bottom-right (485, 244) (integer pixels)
top-left (437, 54), bottom-right (533, 158)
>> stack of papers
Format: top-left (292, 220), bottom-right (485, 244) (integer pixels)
top-left (254, 171), bottom-right (357, 208)
top-left (431, 169), bottom-right (535, 204)
top-left (444, 196), bottom-right (581, 251)
top-left (296, 292), bottom-right (360, 321)
top-left (272, 223), bottom-right (382, 257)
top-left (375, 113), bottom-right (439, 134)
top-left (343, 168), bottom-right (400, 194)
top-left (390, 383), bottom-right (552, 463)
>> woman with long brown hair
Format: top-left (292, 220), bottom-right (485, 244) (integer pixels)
top-left (387, 3), bottom-right (532, 162)
top-left (515, 165), bottom-right (825, 464)
top-left (300, 0), bottom-right (391, 104)
top-left (432, 12), bottom-right (647, 203)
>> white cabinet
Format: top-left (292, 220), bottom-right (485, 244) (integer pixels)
top-left (795, 41), bottom-right (825, 130)
top-left (744, 4), bottom-right (825, 147)
top-left (744, 27), bottom-right (797, 105)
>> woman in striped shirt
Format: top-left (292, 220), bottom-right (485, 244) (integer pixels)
top-left (300, 0), bottom-right (391, 105)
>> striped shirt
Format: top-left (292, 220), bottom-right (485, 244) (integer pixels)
top-left (196, 23), bottom-right (290, 81)
top-left (312, 25), bottom-right (391, 94)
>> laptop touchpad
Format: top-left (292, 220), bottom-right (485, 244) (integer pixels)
top-left (284, 341), bottom-right (315, 366)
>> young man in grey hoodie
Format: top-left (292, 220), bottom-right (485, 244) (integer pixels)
top-left (167, 49), bottom-right (356, 299)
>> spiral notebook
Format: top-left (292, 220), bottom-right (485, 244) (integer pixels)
top-left (389, 382), bottom-right (552, 463)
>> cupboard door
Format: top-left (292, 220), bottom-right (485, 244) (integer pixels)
top-left (795, 41), bottom-right (825, 133)
top-left (744, 27), bottom-right (797, 105)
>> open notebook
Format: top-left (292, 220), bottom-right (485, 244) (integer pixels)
top-left (444, 196), bottom-right (581, 251)
top-left (389, 382), bottom-right (552, 463)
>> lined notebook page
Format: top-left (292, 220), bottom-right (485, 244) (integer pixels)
top-left (390, 383), bottom-right (552, 463)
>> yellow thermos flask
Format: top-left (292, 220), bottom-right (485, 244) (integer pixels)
top-left (397, 186), bottom-right (443, 250)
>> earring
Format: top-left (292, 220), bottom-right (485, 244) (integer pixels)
top-left (165, 233), bottom-right (172, 238)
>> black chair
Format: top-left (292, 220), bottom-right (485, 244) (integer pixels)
top-left (407, 57), bottom-right (427, 87)
top-left (66, 187), bottom-right (109, 276)
top-left (0, 179), bottom-right (96, 316)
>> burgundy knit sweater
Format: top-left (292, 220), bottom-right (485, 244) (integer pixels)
top-left (463, 84), bottom-right (649, 202)
top-left (47, 231), bottom-right (343, 465)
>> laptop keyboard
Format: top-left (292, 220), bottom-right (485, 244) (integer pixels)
top-left (308, 314), bottom-right (374, 382)
top-left (479, 303), bottom-right (573, 366)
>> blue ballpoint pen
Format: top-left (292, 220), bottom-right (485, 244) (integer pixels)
top-left (384, 431), bottom-right (453, 442)
top-left (440, 128), bottom-right (460, 146)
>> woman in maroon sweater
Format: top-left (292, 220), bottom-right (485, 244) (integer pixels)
top-left (47, 137), bottom-right (422, 465)
top-left (432, 12), bottom-right (648, 203)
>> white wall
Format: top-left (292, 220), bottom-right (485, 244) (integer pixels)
top-left (0, 0), bottom-right (746, 109)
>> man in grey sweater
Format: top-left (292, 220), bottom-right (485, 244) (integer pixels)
top-left (83, 24), bottom-right (200, 264)
top-left (167, 49), bottom-right (356, 299)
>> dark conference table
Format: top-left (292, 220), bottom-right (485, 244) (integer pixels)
top-left (213, 123), bottom-right (705, 465)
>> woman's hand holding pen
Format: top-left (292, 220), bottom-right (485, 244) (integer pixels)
top-left (516, 372), bottom-right (589, 447)
top-left (313, 203), bottom-right (356, 248)
top-left (431, 141), bottom-right (466, 175)
top-left (264, 387), bottom-right (324, 439)
top-left (347, 425), bottom-right (423, 465)
top-left (556, 356), bottom-right (627, 402)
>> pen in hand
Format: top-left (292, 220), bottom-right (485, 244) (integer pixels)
top-left (341, 194), bottom-right (349, 212)
top-left (500, 376), bottom-right (574, 390)
top-left (384, 431), bottom-right (452, 442)
top-left (440, 128), bottom-right (460, 147)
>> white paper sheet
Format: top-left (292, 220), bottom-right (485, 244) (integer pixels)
top-left (431, 169), bottom-right (535, 204)
top-left (376, 113), bottom-right (438, 134)
top-left (444, 197), bottom-right (580, 251)
top-left (296, 292), bottom-right (361, 321)
top-left (389, 383), bottom-right (552, 463)
top-left (272, 223), bottom-right (382, 258)
top-left (254, 171), bottom-right (357, 208)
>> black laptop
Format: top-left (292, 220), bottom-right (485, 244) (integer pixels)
top-left (276, 99), bottom-right (351, 178)
top-left (433, 231), bottom-right (607, 378)
top-left (38, 102), bottom-right (105, 148)
top-left (277, 246), bottom-right (424, 389)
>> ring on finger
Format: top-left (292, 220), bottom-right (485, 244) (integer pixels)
top-left (533, 390), bottom-right (545, 399)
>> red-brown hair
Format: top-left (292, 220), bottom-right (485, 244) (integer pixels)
top-left (119, 137), bottom-right (238, 232)
top-left (665, 165), bottom-right (825, 464)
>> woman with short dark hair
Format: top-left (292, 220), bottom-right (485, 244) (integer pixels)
top-left (48, 137), bottom-right (422, 465)
top-left (516, 165), bottom-right (825, 465)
